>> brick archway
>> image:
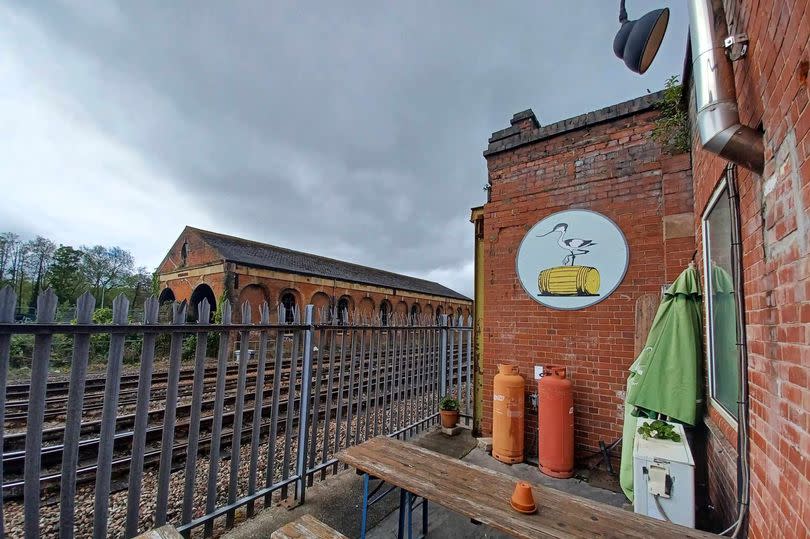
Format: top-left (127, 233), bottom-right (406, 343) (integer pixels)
top-left (310, 291), bottom-right (332, 323)
top-left (237, 284), bottom-right (269, 323)
top-left (158, 287), bottom-right (175, 305)
top-left (279, 288), bottom-right (301, 323)
top-left (337, 295), bottom-right (354, 324)
top-left (189, 283), bottom-right (216, 322)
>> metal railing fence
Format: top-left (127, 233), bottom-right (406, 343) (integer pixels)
top-left (0, 286), bottom-right (472, 538)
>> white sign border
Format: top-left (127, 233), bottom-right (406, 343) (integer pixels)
top-left (515, 209), bottom-right (630, 311)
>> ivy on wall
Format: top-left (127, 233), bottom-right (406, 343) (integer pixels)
top-left (652, 76), bottom-right (690, 155)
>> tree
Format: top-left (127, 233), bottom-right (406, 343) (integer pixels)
top-left (47, 245), bottom-right (86, 302)
top-left (124, 266), bottom-right (153, 307)
top-left (80, 245), bottom-right (135, 308)
top-left (26, 236), bottom-right (56, 312)
top-left (0, 232), bottom-right (19, 285)
top-left (8, 239), bottom-right (29, 316)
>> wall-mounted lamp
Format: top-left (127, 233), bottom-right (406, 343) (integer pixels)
top-left (612, 0), bottom-right (670, 74)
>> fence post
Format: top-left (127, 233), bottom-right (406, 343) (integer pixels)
top-left (155, 301), bottom-right (187, 527)
top-left (439, 314), bottom-right (448, 396)
top-left (93, 294), bottom-right (131, 539)
top-left (295, 305), bottom-right (315, 503)
top-left (24, 289), bottom-right (58, 539)
top-left (0, 286), bottom-right (17, 539)
top-left (60, 292), bottom-right (96, 539)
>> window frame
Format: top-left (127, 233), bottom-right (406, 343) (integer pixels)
top-left (701, 177), bottom-right (740, 428)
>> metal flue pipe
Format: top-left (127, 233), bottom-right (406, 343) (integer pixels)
top-left (688, 0), bottom-right (764, 174)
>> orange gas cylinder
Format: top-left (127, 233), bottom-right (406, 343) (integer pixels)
top-left (537, 366), bottom-right (574, 478)
top-left (492, 364), bottom-right (524, 464)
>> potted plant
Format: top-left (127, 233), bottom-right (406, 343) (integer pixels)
top-left (439, 394), bottom-right (460, 428)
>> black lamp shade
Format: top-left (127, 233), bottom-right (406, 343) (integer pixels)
top-left (613, 7), bottom-right (670, 74)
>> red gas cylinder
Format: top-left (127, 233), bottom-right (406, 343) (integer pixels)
top-left (537, 366), bottom-right (574, 478)
top-left (492, 364), bottom-right (525, 464)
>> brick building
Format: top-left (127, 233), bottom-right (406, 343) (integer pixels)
top-left (477, 94), bottom-right (694, 457)
top-left (157, 226), bottom-right (471, 324)
top-left (684, 1), bottom-right (810, 536)
top-left (475, 0), bottom-right (809, 536)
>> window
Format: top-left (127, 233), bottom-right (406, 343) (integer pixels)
top-left (337, 297), bottom-right (350, 325)
top-left (410, 304), bottom-right (421, 325)
top-left (281, 292), bottom-right (296, 324)
top-left (180, 240), bottom-right (189, 266)
top-left (702, 181), bottom-right (741, 421)
top-left (380, 301), bottom-right (390, 326)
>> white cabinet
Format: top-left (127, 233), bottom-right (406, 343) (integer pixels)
top-left (633, 418), bottom-right (695, 528)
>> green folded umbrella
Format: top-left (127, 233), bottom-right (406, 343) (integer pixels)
top-left (619, 265), bottom-right (703, 502)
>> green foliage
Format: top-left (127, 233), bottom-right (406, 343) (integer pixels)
top-left (439, 394), bottom-right (460, 411)
top-left (92, 307), bottom-right (113, 324)
top-left (182, 335), bottom-right (197, 360)
top-left (89, 307), bottom-right (113, 361)
top-left (9, 334), bottom-right (34, 369)
top-left (48, 245), bottom-right (86, 303)
top-left (637, 419), bottom-right (682, 442)
top-left (652, 76), bottom-right (690, 155)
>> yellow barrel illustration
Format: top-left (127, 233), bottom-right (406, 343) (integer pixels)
top-left (538, 266), bottom-right (600, 296)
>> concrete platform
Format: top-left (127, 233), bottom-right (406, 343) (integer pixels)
top-left (224, 427), bottom-right (627, 538)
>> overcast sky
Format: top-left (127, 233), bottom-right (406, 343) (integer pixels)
top-left (0, 1), bottom-right (688, 298)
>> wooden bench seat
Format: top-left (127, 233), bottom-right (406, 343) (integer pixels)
top-left (271, 515), bottom-right (348, 539)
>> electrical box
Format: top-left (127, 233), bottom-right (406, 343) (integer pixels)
top-left (633, 418), bottom-right (695, 528)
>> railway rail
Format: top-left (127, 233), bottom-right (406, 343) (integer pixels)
top-left (2, 346), bottom-right (466, 498)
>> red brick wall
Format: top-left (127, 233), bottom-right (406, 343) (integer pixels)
top-left (482, 103), bottom-right (693, 457)
top-left (689, 1), bottom-right (810, 536)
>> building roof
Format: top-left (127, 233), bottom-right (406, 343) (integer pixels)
top-left (187, 227), bottom-right (471, 301)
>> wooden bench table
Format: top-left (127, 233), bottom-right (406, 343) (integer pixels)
top-left (338, 436), bottom-right (717, 539)
top-left (271, 514), bottom-right (348, 539)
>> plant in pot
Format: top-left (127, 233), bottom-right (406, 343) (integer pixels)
top-left (439, 395), bottom-right (460, 428)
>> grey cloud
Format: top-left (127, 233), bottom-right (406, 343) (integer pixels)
top-left (5, 1), bottom-right (689, 297)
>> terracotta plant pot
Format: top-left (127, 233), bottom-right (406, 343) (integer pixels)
top-left (510, 481), bottom-right (537, 514)
top-left (440, 410), bottom-right (459, 429)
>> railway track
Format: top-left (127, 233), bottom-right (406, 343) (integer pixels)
top-left (2, 344), bottom-right (466, 498)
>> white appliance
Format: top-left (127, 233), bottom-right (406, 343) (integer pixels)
top-left (633, 418), bottom-right (695, 528)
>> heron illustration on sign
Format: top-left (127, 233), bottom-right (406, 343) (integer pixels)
top-left (537, 222), bottom-right (597, 266)
top-left (536, 222), bottom-right (601, 297)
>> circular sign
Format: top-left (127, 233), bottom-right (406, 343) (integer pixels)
top-left (516, 210), bottom-right (629, 310)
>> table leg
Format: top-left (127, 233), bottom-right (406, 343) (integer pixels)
top-left (422, 498), bottom-right (428, 536)
top-left (361, 473), bottom-right (370, 539)
top-left (397, 489), bottom-right (407, 539)
top-left (406, 491), bottom-right (413, 539)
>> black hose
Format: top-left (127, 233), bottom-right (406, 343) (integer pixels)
top-left (723, 164), bottom-right (750, 537)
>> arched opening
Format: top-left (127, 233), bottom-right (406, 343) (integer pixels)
top-left (189, 284), bottom-right (216, 323)
top-left (158, 287), bottom-right (175, 305)
top-left (237, 284), bottom-right (268, 323)
top-left (280, 290), bottom-right (297, 324)
top-left (379, 300), bottom-right (392, 326)
top-left (435, 306), bottom-right (443, 325)
top-left (310, 292), bottom-right (332, 323)
top-left (462, 307), bottom-right (471, 322)
top-left (358, 297), bottom-right (375, 321)
top-left (180, 240), bottom-right (189, 266)
top-left (394, 301), bottom-right (408, 325)
top-left (337, 296), bottom-right (352, 325)
top-left (410, 304), bottom-right (421, 325)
